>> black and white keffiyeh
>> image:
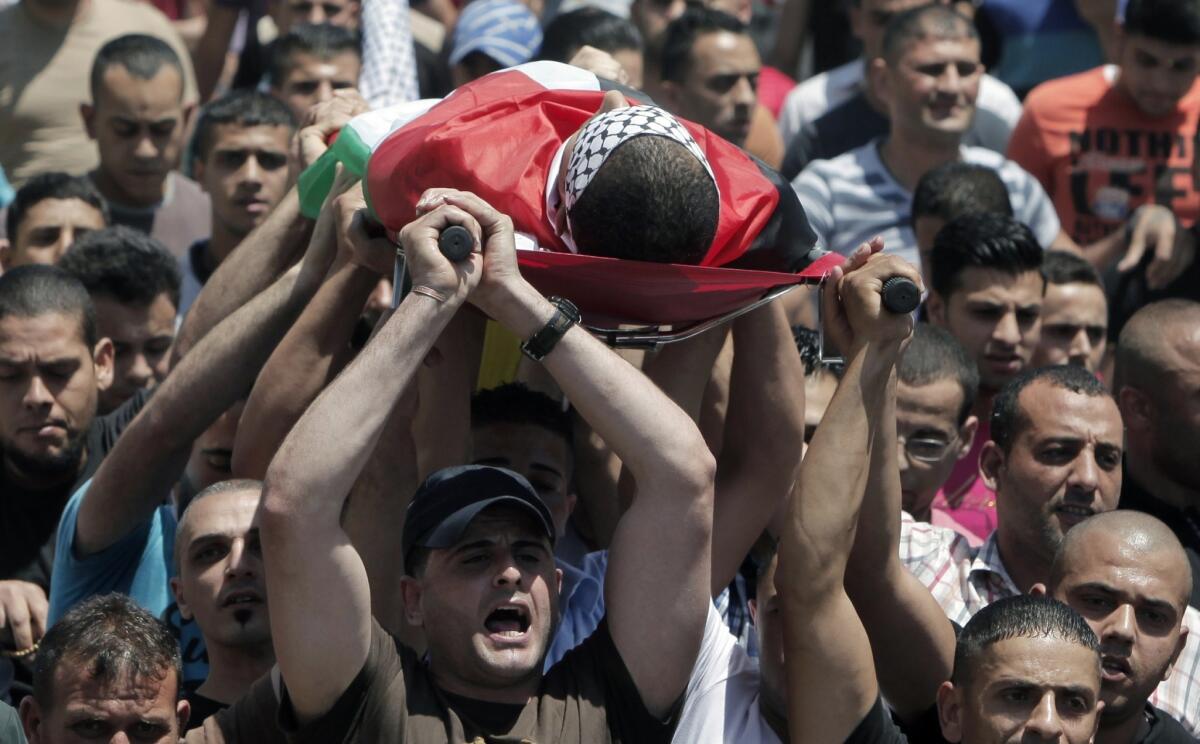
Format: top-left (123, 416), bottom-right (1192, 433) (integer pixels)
top-left (563, 105), bottom-right (717, 214)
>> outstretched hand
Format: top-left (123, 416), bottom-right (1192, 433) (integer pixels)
top-left (821, 237), bottom-right (921, 358)
top-left (1117, 204), bottom-right (1196, 290)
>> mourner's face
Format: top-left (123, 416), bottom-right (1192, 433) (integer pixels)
top-left (896, 378), bottom-right (976, 519)
top-left (93, 292), bottom-right (175, 415)
top-left (1048, 531), bottom-right (1190, 725)
top-left (938, 636), bottom-right (1102, 744)
top-left (5, 199), bottom-right (106, 270)
top-left (1032, 282), bottom-right (1107, 374)
top-left (402, 507), bottom-right (562, 691)
top-left (20, 666), bottom-right (189, 744)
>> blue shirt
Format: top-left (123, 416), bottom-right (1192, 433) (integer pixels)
top-left (546, 550), bottom-right (608, 670)
top-left (48, 479), bottom-right (209, 687)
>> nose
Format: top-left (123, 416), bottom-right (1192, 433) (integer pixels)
top-left (492, 558), bottom-right (523, 588)
top-left (23, 374), bottom-right (53, 409)
top-left (1068, 328), bottom-right (1093, 367)
top-left (55, 226), bottom-right (75, 257)
top-left (896, 437), bottom-right (912, 473)
top-left (1067, 448), bottom-right (1101, 495)
top-left (1104, 604), bottom-right (1137, 644)
top-left (992, 310), bottom-right (1022, 347)
top-left (133, 133), bottom-right (158, 160)
top-left (308, 5), bottom-right (326, 22)
top-left (1023, 691), bottom-right (1064, 739)
top-left (240, 155), bottom-right (263, 186)
top-left (365, 278), bottom-right (392, 314)
top-left (732, 75), bottom-right (756, 108)
top-left (316, 80), bottom-right (335, 104)
top-left (936, 63), bottom-right (962, 93)
top-left (224, 538), bottom-right (258, 578)
top-left (126, 352), bottom-right (154, 388)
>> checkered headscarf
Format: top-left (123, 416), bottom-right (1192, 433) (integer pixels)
top-left (563, 105), bottom-right (717, 214)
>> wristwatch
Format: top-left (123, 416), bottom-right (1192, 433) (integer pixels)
top-left (521, 297), bottom-right (581, 362)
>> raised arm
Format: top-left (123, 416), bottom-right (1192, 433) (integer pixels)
top-left (71, 191), bottom-right (341, 557)
top-left (779, 245), bottom-right (917, 742)
top-left (844, 340), bottom-right (956, 720)
top-left (447, 191), bottom-right (716, 718)
top-left (711, 301), bottom-right (805, 594)
top-left (257, 194), bottom-right (483, 723)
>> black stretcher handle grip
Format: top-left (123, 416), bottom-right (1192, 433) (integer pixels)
top-left (438, 225), bottom-right (474, 262)
top-left (881, 276), bottom-right (921, 314)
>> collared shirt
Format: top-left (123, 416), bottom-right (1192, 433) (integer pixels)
top-left (898, 512), bottom-right (1200, 735)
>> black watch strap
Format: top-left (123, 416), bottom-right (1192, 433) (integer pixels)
top-left (521, 297), bottom-right (580, 362)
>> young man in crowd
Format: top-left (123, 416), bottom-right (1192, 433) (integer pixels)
top-left (0, 266), bottom-right (149, 701)
top-left (0, 0), bottom-right (196, 186)
top-left (658, 8), bottom-right (762, 151)
top-left (1032, 250), bottom-right (1109, 374)
top-left (1114, 299), bottom-right (1200, 609)
top-left (895, 324), bottom-right (979, 538)
top-left (58, 226), bottom-right (180, 414)
top-left (268, 23), bottom-right (362, 124)
top-left (170, 479), bottom-right (274, 728)
top-left (792, 5), bottom-right (1066, 268)
top-left (777, 0), bottom-right (1023, 178)
top-left (82, 34), bottom-right (210, 260)
top-left (924, 212), bottom-right (1043, 541)
top-left (183, 91), bottom-right (296, 315)
top-left (1036, 511), bottom-right (1197, 742)
top-left (538, 8), bottom-right (645, 90)
top-left (18, 593), bottom-right (190, 742)
top-left (910, 161), bottom-right (1012, 288)
top-left (193, 188), bottom-right (715, 741)
top-left (0, 174), bottom-right (109, 271)
top-left (1008, 0), bottom-right (1200, 289)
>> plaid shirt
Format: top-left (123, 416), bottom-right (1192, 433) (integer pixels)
top-left (899, 513), bottom-right (1200, 735)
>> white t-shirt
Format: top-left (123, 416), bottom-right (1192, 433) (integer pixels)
top-left (777, 59), bottom-right (1024, 156)
top-left (791, 141), bottom-right (1060, 268)
top-left (672, 604), bottom-right (783, 744)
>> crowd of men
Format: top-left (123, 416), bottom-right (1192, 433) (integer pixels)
top-left (1, 0), bottom-right (1200, 741)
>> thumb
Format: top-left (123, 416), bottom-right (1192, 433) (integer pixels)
top-left (1117, 219), bottom-right (1149, 273)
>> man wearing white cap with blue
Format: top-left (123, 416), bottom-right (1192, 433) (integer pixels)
top-left (449, 0), bottom-right (544, 87)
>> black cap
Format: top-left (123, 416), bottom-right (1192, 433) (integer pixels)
top-left (401, 465), bottom-right (556, 573)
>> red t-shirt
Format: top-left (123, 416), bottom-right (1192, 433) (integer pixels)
top-left (1008, 65), bottom-right (1200, 245)
top-left (931, 419), bottom-right (997, 545)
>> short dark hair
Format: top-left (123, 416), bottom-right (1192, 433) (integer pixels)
top-left (59, 226), bottom-right (182, 310)
top-left (883, 4), bottom-right (979, 64)
top-left (1041, 249), bottom-right (1103, 290)
top-left (539, 7), bottom-right (642, 63)
top-left (193, 90), bottom-right (297, 161)
top-left (930, 212), bottom-right (1043, 300)
top-left (911, 162), bottom-right (1012, 226)
top-left (33, 593), bottom-right (182, 709)
top-left (1123, 0), bottom-right (1200, 46)
top-left (269, 22), bottom-right (361, 88)
top-left (792, 325), bottom-right (844, 378)
top-left (899, 324), bottom-right (979, 425)
top-left (90, 34), bottom-right (184, 102)
top-left (990, 365), bottom-right (1109, 453)
top-left (660, 7), bottom-right (746, 83)
top-left (471, 383), bottom-right (573, 447)
top-left (6, 172), bottom-right (109, 241)
top-left (0, 265), bottom-right (97, 347)
top-left (568, 135), bottom-right (719, 264)
top-left (952, 594), bottom-right (1099, 688)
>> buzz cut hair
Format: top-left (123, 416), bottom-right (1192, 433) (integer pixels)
top-left (911, 161), bottom-right (1013, 226)
top-left (898, 324), bottom-right (979, 425)
top-left (952, 594), bottom-right (1099, 688)
top-left (90, 34), bottom-right (185, 102)
top-left (882, 4), bottom-right (979, 64)
top-left (269, 22), bottom-right (362, 88)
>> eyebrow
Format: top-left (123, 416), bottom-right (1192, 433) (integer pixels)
top-left (1073, 582), bottom-right (1176, 612)
top-left (189, 527), bottom-right (259, 549)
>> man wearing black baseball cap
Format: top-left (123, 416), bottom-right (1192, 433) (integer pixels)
top-left (189, 185), bottom-right (717, 742)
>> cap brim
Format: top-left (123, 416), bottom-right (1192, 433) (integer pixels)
top-left (416, 494), bottom-right (556, 551)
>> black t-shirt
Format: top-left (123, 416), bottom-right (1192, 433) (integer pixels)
top-left (184, 690), bottom-right (229, 732)
top-left (846, 698), bottom-right (948, 744)
top-left (1142, 704), bottom-right (1200, 743)
top-left (0, 386), bottom-right (150, 589)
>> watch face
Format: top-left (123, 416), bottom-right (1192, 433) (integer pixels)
top-left (550, 296), bottom-right (581, 322)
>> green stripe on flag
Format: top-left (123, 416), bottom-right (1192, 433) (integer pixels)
top-left (297, 124), bottom-right (371, 219)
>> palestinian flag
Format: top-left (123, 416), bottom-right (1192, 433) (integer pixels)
top-left (298, 61), bottom-right (827, 325)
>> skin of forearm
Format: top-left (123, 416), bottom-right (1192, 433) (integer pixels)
top-left (263, 294), bottom-right (460, 523)
top-left (77, 263), bottom-right (320, 555)
top-left (192, 5), bottom-right (240, 101)
top-left (232, 256), bottom-right (382, 479)
top-left (175, 189), bottom-right (313, 362)
top-left (778, 344), bottom-right (892, 596)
